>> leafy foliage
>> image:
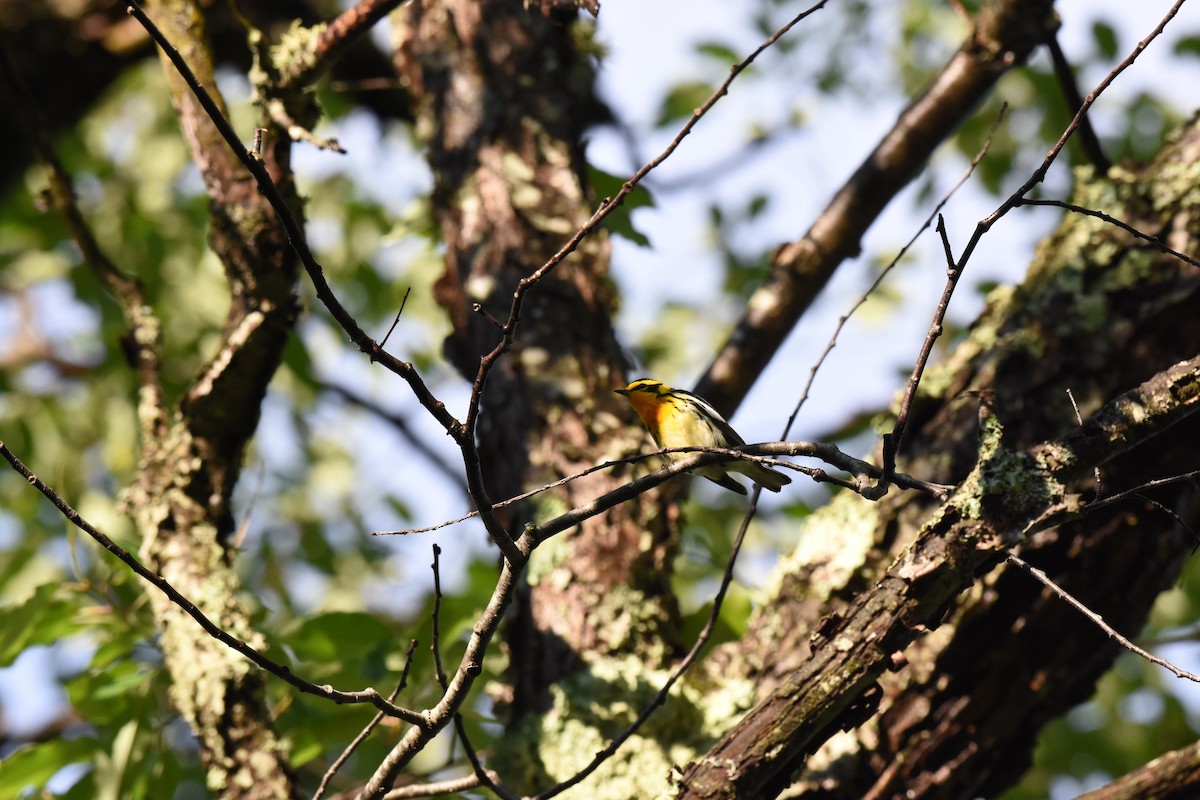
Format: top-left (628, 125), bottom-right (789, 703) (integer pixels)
top-left (2, 0), bottom-right (1200, 797)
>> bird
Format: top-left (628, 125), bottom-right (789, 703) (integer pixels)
top-left (616, 378), bottom-right (791, 495)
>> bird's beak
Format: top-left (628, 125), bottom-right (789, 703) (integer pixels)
top-left (614, 388), bottom-right (628, 395)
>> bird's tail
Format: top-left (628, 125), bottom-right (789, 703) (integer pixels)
top-left (732, 461), bottom-right (791, 492)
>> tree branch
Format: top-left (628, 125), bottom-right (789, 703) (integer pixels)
top-left (697, 0), bottom-right (1059, 415)
top-left (1076, 742), bottom-right (1200, 800)
top-left (1004, 552), bottom-right (1200, 682)
top-left (674, 353), bottom-right (1200, 798)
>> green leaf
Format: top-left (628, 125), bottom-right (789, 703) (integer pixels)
top-left (66, 659), bottom-right (151, 725)
top-left (286, 611), bottom-right (396, 666)
top-left (1175, 35), bottom-right (1200, 59)
top-left (588, 166), bottom-right (654, 247)
top-left (1092, 21), bottom-right (1119, 61)
top-left (695, 41), bottom-right (741, 64)
top-left (0, 583), bottom-right (85, 666)
top-left (0, 737), bottom-right (97, 800)
top-left (655, 81), bottom-right (715, 127)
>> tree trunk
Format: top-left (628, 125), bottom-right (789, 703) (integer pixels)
top-left (392, 0), bottom-right (685, 730)
top-left (125, 2), bottom-right (302, 796)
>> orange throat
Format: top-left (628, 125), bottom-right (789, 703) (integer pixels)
top-left (626, 392), bottom-right (667, 443)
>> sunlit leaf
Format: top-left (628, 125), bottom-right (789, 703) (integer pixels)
top-left (0, 737), bottom-right (97, 800)
top-left (0, 583), bottom-right (85, 666)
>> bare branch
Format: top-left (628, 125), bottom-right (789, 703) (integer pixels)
top-left (278, 0), bottom-right (411, 92)
top-left (0, 39), bottom-right (166, 440)
top-left (1075, 742), bottom-right (1200, 800)
top-left (697, 0), bottom-right (1059, 415)
top-left (319, 380), bottom-right (466, 495)
top-left (1087, 469), bottom-right (1200, 514)
top-left (783, 104), bottom-right (1007, 441)
top-left (881, 0), bottom-right (1188, 485)
top-left (1044, 31), bottom-right (1111, 172)
top-left (450, 0), bottom-right (832, 567)
top-left (1004, 552), bottom-right (1200, 682)
top-left (536, 486), bottom-right (768, 799)
top-left (881, 213), bottom-right (967, 484)
top-left (380, 440), bottom-right (951, 538)
top-left (429, 546), bottom-right (520, 800)
top-left (359, 557), bottom-right (525, 798)
top-left (1018, 198), bottom-right (1200, 269)
top-left (379, 287), bottom-right (412, 349)
top-left (379, 773), bottom-right (502, 799)
top-left (314, 639), bottom-right (421, 800)
top-left (974, 0), bottom-right (1185, 242)
top-left (676, 352), bottom-right (1200, 797)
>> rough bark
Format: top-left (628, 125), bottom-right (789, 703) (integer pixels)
top-left (704, 118), bottom-right (1200, 799)
top-left (392, 0), bottom-right (682, 727)
top-left (1078, 741), bottom-right (1200, 800)
top-left (121, 2), bottom-right (304, 796)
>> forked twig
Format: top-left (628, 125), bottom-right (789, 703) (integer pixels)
top-left (879, 213), bottom-right (965, 483)
top-left (535, 480), bottom-right (766, 799)
top-left (313, 639), bottom-right (421, 800)
top-left (883, 0), bottom-right (1188, 483)
top-left (784, 105), bottom-right (1007, 445)
top-left (378, 442), bottom-right (950, 536)
top-left (124, 1), bottom-right (461, 440)
top-left (429, 545), bottom-right (518, 800)
top-left (453, 0), bottom-right (832, 565)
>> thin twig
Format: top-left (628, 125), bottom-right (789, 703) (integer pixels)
top-left (129, 0), bottom-right (533, 565)
top-left (536, 484), bottom-right (766, 799)
top-left (379, 287), bottom-right (412, 350)
top-left (0, 441), bottom-right (425, 726)
top-left (378, 773), bottom-right (496, 799)
top-left (1066, 387), bottom-right (1103, 494)
top-left (1044, 31), bottom-right (1110, 173)
top-left (784, 104), bottom-right (1006, 446)
top-left (427, 546), bottom-right (511, 797)
top-left (883, 0), bottom-right (1186, 482)
top-left (1005, 552), bottom-right (1200, 683)
top-left (452, 0), bottom-right (831, 565)
top-left (1131, 493), bottom-right (1200, 549)
top-left (266, 98), bottom-right (346, 153)
top-left (359, 555), bottom-right (525, 797)
top-left (1018, 198), bottom-right (1200, 269)
top-left (1085, 469), bottom-right (1200, 515)
top-left (319, 380), bottom-right (466, 494)
top-left (380, 442), bottom-right (950, 537)
top-left (314, 639), bottom-right (421, 800)
top-left (278, 0), bottom-right (410, 91)
top-left (981, 0), bottom-right (1185, 231)
top-left (881, 214), bottom-right (965, 483)
top-left (0, 40), bottom-right (167, 439)
top-left (430, 544), bottom-right (448, 689)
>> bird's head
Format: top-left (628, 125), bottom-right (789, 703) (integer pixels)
top-left (615, 378), bottom-right (671, 398)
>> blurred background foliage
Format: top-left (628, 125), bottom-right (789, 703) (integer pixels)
top-left (2, 0), bottom-right (1199, 797)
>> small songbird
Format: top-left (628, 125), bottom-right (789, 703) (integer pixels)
top-left (616, 378), bottom-right (791, 495)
